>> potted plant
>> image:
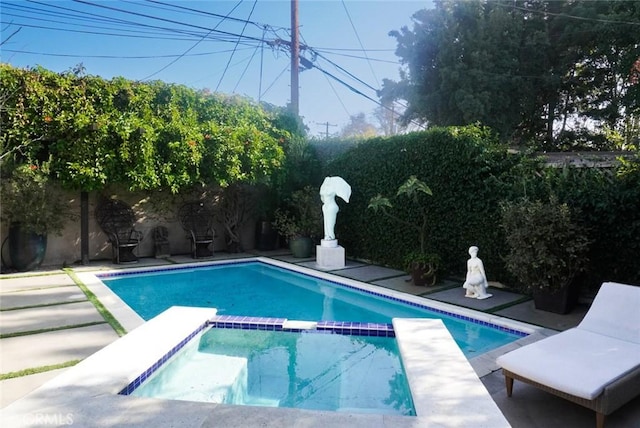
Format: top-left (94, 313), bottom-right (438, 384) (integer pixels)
top-left (404, 251), bottom-right (441, 286)
top-left (368, 176), bottom-right (440, 285)
top-left (272, 186), bottom-right (322, 258)
top-left (500, 196), bottom-right (590, 314)
top-left (0, 162), bottom-right (73, 271)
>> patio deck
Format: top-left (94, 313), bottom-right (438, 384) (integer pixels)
top-left (1, 250), bottom-right (638, 427)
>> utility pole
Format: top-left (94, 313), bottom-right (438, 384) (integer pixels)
top-left (290, 0), bottom-right (299, 116)
top-left (316, 121), bottom-right (337, 139)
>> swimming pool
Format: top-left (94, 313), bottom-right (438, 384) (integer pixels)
top-left (99, 259), bottom-right (526, 357)
top-left (125, 320), bottom-right (415, 415)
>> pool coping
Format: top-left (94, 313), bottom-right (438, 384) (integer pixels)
top-left (81, 256), bottom-right (541, 338)
top-left (1, 257), bottom-right (541, 426)
top-left (1, 306), bottom-right (510, 427)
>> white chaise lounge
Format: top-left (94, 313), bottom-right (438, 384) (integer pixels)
top-left (496, 282), bottom-right (640, 428)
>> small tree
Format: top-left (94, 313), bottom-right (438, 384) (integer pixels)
top-left (368, 176), bottom-right (440, 285)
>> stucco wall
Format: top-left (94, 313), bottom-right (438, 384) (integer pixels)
top-left (1, 189), bottom-right (258, 270)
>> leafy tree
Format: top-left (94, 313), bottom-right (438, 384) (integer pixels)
top-left (383, 0), bottom-right (640, 149)
top-left (340, 112), bottom-right (378, 138)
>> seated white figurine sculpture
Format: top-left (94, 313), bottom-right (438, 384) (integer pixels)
top-left (462, 246), bottom-right (492, 299)
top-left (319, 176), bottom-right (351, 241)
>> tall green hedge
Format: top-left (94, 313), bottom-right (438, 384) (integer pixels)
top-left (523, 164), bottom-right (640, 289)
top-left (325, 126), bottom-right (640, 288)
top-left (325, 126), bottom-right (527, 277)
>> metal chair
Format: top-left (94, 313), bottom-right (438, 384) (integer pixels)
top-left (95, 199), bottom-right (143, 264)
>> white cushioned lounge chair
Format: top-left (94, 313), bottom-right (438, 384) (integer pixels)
top-left (496, 282), bottom-right (640, 428)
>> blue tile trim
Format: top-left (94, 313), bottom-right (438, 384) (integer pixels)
top-left (210, 315), bottom-right (286, 331)
top-left (316, 321), bottom-right (395, 337)
top-left (272, 265), bottom-right (529, 338)
top-left (99, 260), bottom-right (528, 338)
top-left (119, 316), bottom-right (398, 396)
top-left (97, 259), bottom-right (255, 279)
top-left (118, 321), bottom-right (209, 396)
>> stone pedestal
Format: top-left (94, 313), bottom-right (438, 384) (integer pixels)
top-left (317, 240), bottom-right (345, 269)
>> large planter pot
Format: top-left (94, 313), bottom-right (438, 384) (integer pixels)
top-left (289, 236), bottom-right (313, 258)
top-left (532, 281), bottom-right (580, 314)
top-left (255, 220), bottom-right (278, 251)
top-left (7, 223), bottom-right (48, 272)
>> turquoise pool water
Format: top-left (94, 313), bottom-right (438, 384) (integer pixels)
top-left (129, 326), bottom-right (415, 416)
top-left (100, 261), bottom-right (524, 356)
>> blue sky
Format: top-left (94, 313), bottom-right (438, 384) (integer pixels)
top-left (1, 0), bottom-right (432, 137)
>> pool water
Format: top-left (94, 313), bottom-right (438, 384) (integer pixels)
top-left (101, 261), bottom-right (523, 356)
top-left (129, 326), bottom-right (415, 416)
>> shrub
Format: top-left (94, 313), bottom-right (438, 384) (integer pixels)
top-left (500, 196), bottom-right (590, 292)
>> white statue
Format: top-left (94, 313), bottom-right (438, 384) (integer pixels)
top-left (319, 176), bottom-right (351, 241)
top-left (462, 246), bottom-right (492, 300)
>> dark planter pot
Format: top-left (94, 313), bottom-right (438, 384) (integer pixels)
top-left (289, 236), bottom-right (313, 258)
top-left (255, 220), bottom-right (278, 251)
top-left (7, 223), bottom-right (47, 272)
top-left (409, 263), bottom-right (437, 286)
top-left (532, 281), bottom-right (581, 314)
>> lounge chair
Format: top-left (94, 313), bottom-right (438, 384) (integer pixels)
top-left (496, 282), bottom-right (640, 428)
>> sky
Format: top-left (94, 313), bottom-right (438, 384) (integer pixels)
top-left (1, 0), bottom-right (433, 138)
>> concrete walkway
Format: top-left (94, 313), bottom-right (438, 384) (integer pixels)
top-left (1, 252), bottom-right (639, 427)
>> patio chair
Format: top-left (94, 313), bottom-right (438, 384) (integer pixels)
top-left (95, 198), bottom-right (143, 264)
top-left (496, 282), bottom-right (640, 428)
top-left (178, 201), bottom-right (215, 258)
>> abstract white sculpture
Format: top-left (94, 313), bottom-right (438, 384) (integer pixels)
top-left (462, 246), bottom-right (492, 300)
top-left (319, 176), bottom-right (351, 242)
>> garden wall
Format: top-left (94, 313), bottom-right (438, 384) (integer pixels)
top-left (0, 189), bottom-right (257, 271)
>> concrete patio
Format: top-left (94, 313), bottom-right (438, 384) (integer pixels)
top-left (1, 251), bottom-right (639, 427)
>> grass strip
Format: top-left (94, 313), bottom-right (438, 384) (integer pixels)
top-left (1, 299), bottom-right (88, 312)
top-left (0, 270), bottom-right (67, 280)
top-left (63, 268), bottom-right (127, 337)
top-left (0, 360), bottom-right (81, 381)
top-left (0, 321), bottom-right (107, 339)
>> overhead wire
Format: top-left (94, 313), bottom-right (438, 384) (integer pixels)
top-left (260, 64), bottom-right (289, 99)
top-left (215, 0), bottom-right (258, 92)
top-left (5, 0), bottom-right (416, 129)
top-left (1, 47), bottom-right (254, 59)
top-left (495, 2), bottom-right (640, 26)
top-left (340, 0), bottom-right (379, 87)
top-left (234, 25), bottom-right (267, 94)
top-left (71, 0), bottom-right (267, 44)
top-left (13, 0), bottom-right (258, 43)
top-left (139, 0), bottom-right (244, 81)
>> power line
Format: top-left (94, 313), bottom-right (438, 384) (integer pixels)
top-left (140, 0), bottom-right (244, 81)
top-left (216, 0), bottom-right (257, 92)
top-left (496, 2), bottom-right (640, 26)
top-left (341, 0), bottom-right (379, 87)
top-left (1, 47), bottom-right (253, 59)
top-left (12, 0), bottom-right (260, 43)
top-left (71, 0), bottom-right (267, 44)
top-left (234, 26), bottom-right (266, 94)
top-left (260, 64), bottom-right (289, 99)
top-left (143, 0), bottom-right (287, 33)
